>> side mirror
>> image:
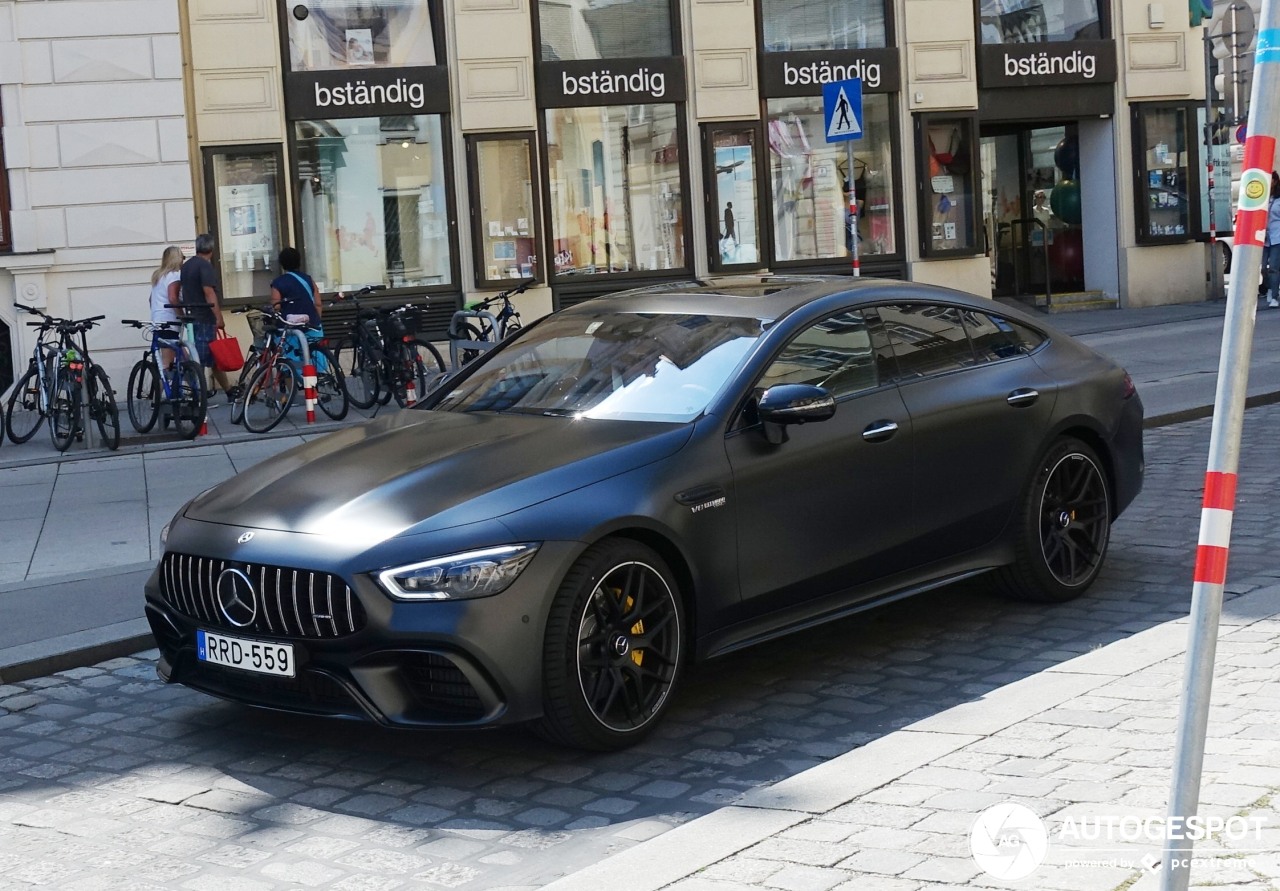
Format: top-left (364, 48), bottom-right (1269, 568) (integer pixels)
top-left (757, 384), bottom-right (836, 425)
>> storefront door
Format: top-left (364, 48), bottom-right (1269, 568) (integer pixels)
top-left (980, 124), bottom-right (1085, 303)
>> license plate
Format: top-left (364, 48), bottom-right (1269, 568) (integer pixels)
top-left (197, 630), bottom-right (295, 678)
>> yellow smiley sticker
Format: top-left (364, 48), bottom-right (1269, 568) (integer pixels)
top-left (1239, 169), bottom-right (1270, 211)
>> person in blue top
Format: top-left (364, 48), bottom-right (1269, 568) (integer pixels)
top-left (1266, 173), bottom-right (1280, 309)
top-left (271, 247), bottom-right (322, 328)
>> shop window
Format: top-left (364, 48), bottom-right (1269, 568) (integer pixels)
top-left (706, 126), bottom-right (763, 270)
top-left (761, 0), bottom-right (888, 51)
top-left (294, 115), bottom-right (454, 291)
top-left (537, 0), bottom-right (673, 61)
top-left (978, 0), bottom-right (1105, 44)
top-left (1133, 103), bottom-right (1197, 244)
top-left (1197, 105), bottom-right (1233, 238)
top-left (766, 95), bottom-right (898, 265)
top-left (467, 134), bottom-right (541, 287)
top-left (917, 114), bottom-right (981, 258)
top-left (203, 146), bottom-right (288, 303)
top-left (285, 1), bottom-right (437, 71)
top-left (546, 104), bottom-right (686, 277)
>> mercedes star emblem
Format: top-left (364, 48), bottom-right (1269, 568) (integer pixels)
top-left (216, 568), bottom-right (258, 627)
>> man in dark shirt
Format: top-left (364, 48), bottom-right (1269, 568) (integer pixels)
top-left (180, 233), bottom-right (233, 400)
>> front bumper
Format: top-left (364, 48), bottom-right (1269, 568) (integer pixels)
top-left (143, 530), bottom-right (581, 729)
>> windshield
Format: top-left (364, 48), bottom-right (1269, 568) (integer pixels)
top-left (434, 311), bottom-right (766, 422)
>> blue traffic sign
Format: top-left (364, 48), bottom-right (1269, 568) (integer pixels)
top-left (823, 78), bottom-right (863, 142)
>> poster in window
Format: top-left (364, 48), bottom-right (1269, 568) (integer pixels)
top-left (219, 184), bottom-right (273, 262)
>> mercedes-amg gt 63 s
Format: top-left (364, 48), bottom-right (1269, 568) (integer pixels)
top-left (145, 276), bottom-right (1144, 750)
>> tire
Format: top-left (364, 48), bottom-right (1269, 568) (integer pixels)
top-left (455, 321), bottom-right (486, 366)
top-left (87, 365), bottom-right (120, 451)
top-left (312, 346), bottom-right (349, 420)
top-left (994, 437), bottom-right (1112, 603)
top-left (534, 538), bottom-right (685, 751)
top-left (242, 361), bottom-right (297, 434)
top-left (126, 359), bottom-right (160, 434)
top-left (6, 366), bottom-right (45, 444)
top-left (336, 337), bottom-right (380, 410)
top-left (228, 348), bottom-right (262, 427)
top-left (49, 368), bottom-right (79, 452)
top-left (391, 338), bottom-right (446, 406)
top-left (171, 361), bottom-right (208, 440)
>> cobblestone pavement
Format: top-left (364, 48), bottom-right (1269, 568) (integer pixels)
top-left (2, 406), bottom-right (1280, 889)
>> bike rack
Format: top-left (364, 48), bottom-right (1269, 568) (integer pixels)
top-left (447, 310), bottom-right (500, 372)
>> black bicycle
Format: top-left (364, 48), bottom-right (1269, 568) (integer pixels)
top-left (332, 288), bottom-right (446, 410)
top-left (231, 306), bottom-right (348, 433)
top-left (450, 278), bottom-right (532, 365)
top-left (8, 306), bottom-right (119, 451)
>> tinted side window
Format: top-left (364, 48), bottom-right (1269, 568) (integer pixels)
top-left (879, 304), bottom-right (975, 379)
top-left (964, 311), bottom-right (1044, 362)
top-left (759, 309), bottom-right (888, 398)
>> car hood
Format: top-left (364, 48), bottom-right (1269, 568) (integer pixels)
top-left (184, 410), bottom-right (692, 541)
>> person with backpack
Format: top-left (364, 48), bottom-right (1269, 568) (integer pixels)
top-left (270, 246), bottom-right (322, 328)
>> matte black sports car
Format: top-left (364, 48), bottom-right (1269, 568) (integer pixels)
top-left (145, 276), bottom-right (1143, 750)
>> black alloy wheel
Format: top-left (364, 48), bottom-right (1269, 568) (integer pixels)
top-left (996, 437), bottom-right (1111, 603)
top-left (536, 539), bottom-right (685, 750)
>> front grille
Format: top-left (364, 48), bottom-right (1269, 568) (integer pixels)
top-left (159, 552), bottom-right (366, 639)
top-left (400, 653), bottom-right (486, 720)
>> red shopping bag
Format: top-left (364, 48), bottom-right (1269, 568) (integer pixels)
top-left (209, 329), bottom-right (244, 372)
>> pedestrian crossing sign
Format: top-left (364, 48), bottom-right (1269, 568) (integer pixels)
top-left (823, 78), bottom-right (863, 142)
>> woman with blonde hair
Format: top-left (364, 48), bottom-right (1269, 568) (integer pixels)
top-left (150, 245), bottom-right (184, 323)
top-left (149, 245), bottom-right (184, 365)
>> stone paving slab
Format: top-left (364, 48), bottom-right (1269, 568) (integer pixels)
top-left (541, 586), bottom-right (1280, 891)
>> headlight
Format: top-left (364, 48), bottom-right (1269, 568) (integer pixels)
top-left (377, 544), bottom-right (540, 601)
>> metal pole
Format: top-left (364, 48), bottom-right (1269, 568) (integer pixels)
top-left (1159, 7), bottom-right (1280, 890)
top-left (847, 142), bottom-right (860, 277)
top-left (1205, 26), bottom-right (1222, 301)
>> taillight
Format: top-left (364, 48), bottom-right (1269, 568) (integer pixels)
top-left (1122, 372), bottom-right (1136, 399)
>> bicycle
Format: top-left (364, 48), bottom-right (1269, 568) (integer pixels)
top-left (331, 288), bottom-right (445, 410)
top-left (120, 319), bottom-right (207, 439)
top-left (233, 306), bottom-right (347, 433)
top-left (7, 305), bottom-right (119, 451)
top-left (450, 278), bottom-right (532, 365)
top-left (6, 303), bottom-right (62, 444)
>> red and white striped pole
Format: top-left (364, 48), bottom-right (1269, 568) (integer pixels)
top-left (1160, 12), bottom-right (1280, 888)
top-left (302, 361), bottom-right (317, 424)
top-left (847, 142), bottom-right (861, 277)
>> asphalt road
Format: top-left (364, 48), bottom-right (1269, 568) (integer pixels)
top-left (3, 399), bottom-right (1280, 887)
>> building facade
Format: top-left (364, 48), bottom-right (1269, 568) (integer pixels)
top-left (0, 0), bottom-right (1236, 388)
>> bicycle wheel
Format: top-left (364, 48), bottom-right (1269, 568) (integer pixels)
top-left (242, 361), bottom-right (297, 434)
top-left (49, 368), bottom-right (78, 452)
top-left (454, 321), bottom-right (487, 366)
top-left (87, 365), bottom-right (120, 451)
top-left (311, 346), bottom-right (349, 420)
top-left (126, 359), bottom-right (160, 433)
top-left (228, 351), bottom-right (261, 427)
top-left (387, 339), bottom-right (442, 407)
top-left (171, 361), bottom-right (208, 440)
top-left (335, 337), bottom-right (380, 409)
top-left (6, 365), bottom-right (45, 443)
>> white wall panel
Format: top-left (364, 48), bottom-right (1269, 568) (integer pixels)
top-left (59, 121), bottom-right (161, 167)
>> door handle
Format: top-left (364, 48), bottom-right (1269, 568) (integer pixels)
top-left (862, 420), bottom-right (898, 442)
top-left (1006, 388), bottom-right (1040, 407)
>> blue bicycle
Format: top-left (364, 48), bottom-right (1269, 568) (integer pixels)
top-left (121, 319), bottom-right (207, 439)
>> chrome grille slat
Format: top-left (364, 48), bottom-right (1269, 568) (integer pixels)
top-left (158, 552), bottom-right (364, 639)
